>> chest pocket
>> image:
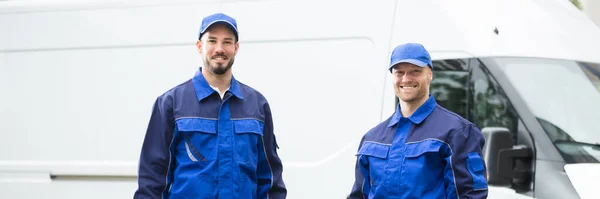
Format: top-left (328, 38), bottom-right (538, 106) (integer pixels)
top-left (356, 141), bottom-right (390, 188)
top-left (175, 118), bottom-right (218, 162)
top-left (233, 119), bottom-right (264, 165)
top-left (402, 140), bottom-right (446, 187)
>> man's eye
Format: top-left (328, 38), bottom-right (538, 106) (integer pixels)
top-left (208, 40), bottom-right (216, 43)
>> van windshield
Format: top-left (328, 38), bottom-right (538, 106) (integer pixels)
top-left (494, 57), bottom-right (600, 164)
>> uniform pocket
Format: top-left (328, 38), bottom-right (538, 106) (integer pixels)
top-left (357, 141), bottom-right (390, 159)
top-left (404, 140), bottom-right (443, 158)
top-left (402, 140), bottom-right (445, 191)
top-left (467, 152), bottom-right (488, 189)
top-left (356, 141), bottom-right (390, 188)
top-left (233, 119), bottom-right (264, 165)
top-left (175, 118), bottom-right (217, 162)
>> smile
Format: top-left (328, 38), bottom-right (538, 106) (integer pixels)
top-left (400, 85), bottom-right (417, 89)
top-left (212, 56), bottom-right (228, 60)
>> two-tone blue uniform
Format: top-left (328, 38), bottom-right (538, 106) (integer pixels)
top-left (135, 68), bottom-right (286, 199)
top-left (349, 96), bottom-right (488, 199)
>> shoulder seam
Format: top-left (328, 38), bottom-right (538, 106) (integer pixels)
top-left (158, 79), bottom-right (192, 98)
top-left (434, 106), bottom-right (468, 125)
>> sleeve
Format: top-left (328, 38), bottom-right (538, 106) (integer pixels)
top-left (257, 103), bottom-right (287, 199)
top-left (134, 96), bottom-right (175, 199)
top-left (444, 124), bottom-right (488, 199)
top-left (349, 138), bottom-right (370, 199)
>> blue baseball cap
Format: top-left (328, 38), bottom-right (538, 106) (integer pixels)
top-left (198, 13), bottom-right (239, 41)
top-left (388, 43), bottom-right (433, 73)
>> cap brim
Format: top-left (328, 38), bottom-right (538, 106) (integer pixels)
top-left (388, 59), bottom-right (430, 72)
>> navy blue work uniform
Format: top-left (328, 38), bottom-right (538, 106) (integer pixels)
top-left (134, 68), bottom-right (286, 199)
top-left (349, 95), bottom-right (488, 199)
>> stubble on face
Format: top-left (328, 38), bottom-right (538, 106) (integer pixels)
top-left (198, 24), bottom-right (238, 76)
top-left (396, 77), bottom-right (429, 103)
top-left (393, 64), bottom-right (432, 104)
top-left (203, 55), bottom-right (234, 75)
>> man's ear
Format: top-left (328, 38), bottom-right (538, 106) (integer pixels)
top-left (428, 68), bottom-right (433, 81)
top-left (196, 40), bottom-right (203, 54)
top-left (234, 41), bottom-right (239, 54)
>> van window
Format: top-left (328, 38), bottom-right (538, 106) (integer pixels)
top-left (582, 62), bottom-right (600, 92)
top-left (430, 58), bottom-right (520, 144)
top-left (470, 59), bottom-right (519, 142)
top-left (430, 59), bottom-right (469, 118)
top-left (494, 58), bottom-right (600, 163)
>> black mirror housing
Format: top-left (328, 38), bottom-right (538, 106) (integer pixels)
top-left (481, 127), bottom-right (533, 187)
top-left (482, 127), bottom-right (514, 185)
top-left (498, 145), bottom-right (532, 181)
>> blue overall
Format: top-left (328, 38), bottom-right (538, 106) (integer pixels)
top-left (135, 68), bottom-right (286, 199)
top-left (349, 96), bottom-right (488, 199)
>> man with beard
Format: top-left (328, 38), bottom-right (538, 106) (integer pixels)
top-left (134, 13), bottom-right (287, 199)
top-left (349, 43), bottom-right (488, 199)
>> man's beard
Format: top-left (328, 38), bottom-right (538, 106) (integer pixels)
top-left (204, 57), bottom-right (234, 75)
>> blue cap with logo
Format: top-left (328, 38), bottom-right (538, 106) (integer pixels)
top-left (388, 43), bottom-right (433, 73)
top-left (198, 13), bottom-right (239, 41)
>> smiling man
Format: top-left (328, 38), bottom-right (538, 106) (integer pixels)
top-left (349, 43), bottom-right (488, 199)
top-left (134, 13), bottom-right (287, 199)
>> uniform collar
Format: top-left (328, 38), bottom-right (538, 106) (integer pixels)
top-left (388, 95), bottom-right (437, 127)
top-left (192, 67), bottom-right (244, 101)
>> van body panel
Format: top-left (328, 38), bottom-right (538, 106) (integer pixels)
top-left (487, 187), bottom-right (533, 199)
top-left (1, 0), bottom-right (395, 198)
top-left (535, 160), bottom-right (579, 199)
top-left (389, 0), bottom-right (600, 64)
top-left (564, 164), bottom-right (600, 199)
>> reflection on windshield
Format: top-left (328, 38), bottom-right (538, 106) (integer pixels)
top-left (582, 63), bottom-right (600, 92)
top-left (495, 58), bottom-right (600, 163)
top-left (537, 117), bottom-right (599, 163)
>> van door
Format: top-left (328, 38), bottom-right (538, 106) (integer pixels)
top-left (427, 58), bottom-right (535, 199)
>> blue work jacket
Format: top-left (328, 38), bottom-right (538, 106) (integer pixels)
top-left (349, 96), bottom-right (488, 199)
top-left (134, 68), bottom-right (286, 199)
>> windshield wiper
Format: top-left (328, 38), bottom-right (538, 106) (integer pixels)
top-left (554, 140), bottom-right (600, 149)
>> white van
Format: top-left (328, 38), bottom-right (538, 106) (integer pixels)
top-left (1, 0), bottom-right (599, 198)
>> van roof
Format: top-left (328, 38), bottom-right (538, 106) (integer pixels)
top-left (389, 0), bottom-right (600, 64)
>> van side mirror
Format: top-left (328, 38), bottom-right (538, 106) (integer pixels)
top-left (498, 145), bottom-right (532, 182)
top-left (481, 127), bottom-right (532, 186)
